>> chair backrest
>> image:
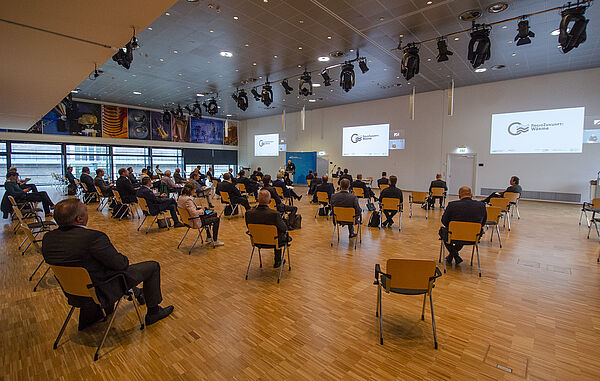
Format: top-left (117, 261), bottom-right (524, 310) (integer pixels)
top-left (112, 189), bottom-right (122, 203)
top-left (385, 259), bottom-right (438, 292)
top-left (353, 187), bottom-right (365, 198)
top-left (237, 183), bottom-right (247, 192)
top-left (137, 196), bottom-right (149, 213)
top-left (20, 223), bottom-right (41, 253)
top-left (430, 187), bottom-right (445, 197)
top-left (381, 197), bottom-right (400, 211)
top-left (503, 192), bottom-right (520, 203)
top-left (411, 191), bottom-right (428, 203)
top-left (256, 176), bottom-right (262, 182)
top-left (268, 198), bottom-right (277, 210)
top-left (94, 185), bottom-right (104, 196)
top-left (333, 206), bottom-right (357, 224)
top-left (485, 206), bottom-right (503, 223)
top-left (221, 191), bottom-right (232, 204)
top-left (7, 196), bottom-right (25, 222)
top-left (212, 179), bottom-right (219, 188)
top-left (317, 191), bottom-right (329, 204)
top-left (247, 223), bottom-right (279, 248)
top-left (379, 184), bottom-right (389, 190)
top-left (81, 182), bottom-right (89, 192)
top-left (592, 198), bottom-right (600, 210)
top-left (275, 187), bottom-right (284, 197)
top-left (490, 197), bottom-right (510, 210)
top-left (447, 221), bottom-right (481, 243)
top-left (307, 179), bottom-right (312, 186)
top-left (50, 265), bottom-right (101, 305)
top-left (177, 206), bottom-right (193, 226)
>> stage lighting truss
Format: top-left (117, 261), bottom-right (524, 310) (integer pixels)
top-left (467, 24), bottom-right (491, 68)
top-left (436, 37), bottom-right (454, 62)
top-left (401, 43), bottom-right (420, 80)
top-left (203, 98), bottom-right (219, 115)
top-left (261, 83), bottom-right (274, 107)
top-left (515, 18), bottom-right (535, 46)
top-left (112, 41), bottom-right (134, 69)
top-left (173, 104), bottom-right (184, 119)
top-left (162, 109), bottom-right (172, 124)
top-left (559, 4), bottom-right (589, 53)
top-left (339, 62), bottom-right (355, 92)
top-left (299, 71), bottom-right (313, 97)
top-left (232, 89), bottom-right (249, 111)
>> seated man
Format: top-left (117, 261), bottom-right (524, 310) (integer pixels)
top-left (173, 168), bottom-right (185, 184)
top-left (65, 166), bottom-right (77, 195)
top-left (140, 168), bottom-right (150, 180)
top-left (116, 168), bottom-right (138, 204)
top-left (245, 189), bottom-right (290, 268)
top-left (216, 172), bottom-right (251, 211)
top-left (428, 173), bottom-right (448, 209)
top-left (161, 170), bottom-right (180, 192)
top-left (137, 177), bottom-right (184, 227)
top-left (482, 176), bottom-right (522, 204)
top-left (9, 166), bottom-right (38, 192)
top-left (337, 168), bottom-right (353, 186)
top-left (262, 174), bottom-right (298, 227)
top-left (273, 173), bottom-right (302, 201)
top-left (308, 173), bottom-right (322, 196)
top-left (189, 172), bottom-right (213, 208)
top-left (440, 186), bottom-right (487, 264)
top-left (127, 167), bottom-right (139, 186)
top-left (379, 175), bottom-right (403, 228)
top-left (377, 172), bottom-right (388, 187)
top-left (255, 167), bottom-right (264, 178)
top-left (4, 171), bottom-right (55, 217)
top-left (333, 167), bottom-right (343, 178)
top-left (351, 173), bottom-right (378, 202)
top-left (306, 170), bottom-right (314, 183)
top-left (236, 170), bottom-right (259, 198)
top-left (80, 167), bottom-right (96, 199)
top-left (312, 175), bottom-right (335, 213)
top-left (94, 169), bottom-right (114, 197)
top-left (42, 198), bottom-right (174, 329)
top-left (331, 178), bottom-right (361, 239)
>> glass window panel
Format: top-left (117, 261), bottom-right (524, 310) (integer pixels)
top-left (66, 154), bottom-right (110, 179)
top-left (112, 146), bottom-right (148, 155)
top-left (11, 153), bottom-right (62, 185)
top-left (152, 156), bottom-right (183, 174)
top-left (11, 143), bottom-right (61, 154)
top-left (0, 142), bottom-right (6, 152)
top-left (152, 148), bottom-right (181, 156)
top-left (0, 155), bottom-right (7, 174)
top-left (213, 165), bottom-right (235, 179)
top-left (113, 155), bottom-right (150, 180)
top-left (66, 145), bottom-right (108, 154)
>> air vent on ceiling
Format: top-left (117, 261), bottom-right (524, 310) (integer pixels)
top-left (459, 9), bottom-right (482, 22)
top-left (487, 2), bottom-right (508, 14)
top-left (491, 65), bottom-right (506, 70)
top-left (329, 51), bottom-right (345, 58)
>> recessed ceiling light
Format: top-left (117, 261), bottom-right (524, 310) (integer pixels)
top-left (318, 56), bottom-right (330, 62)
top-left (350, 49), bottom-right (354, 52)
top-left (298, 47), bottom-right (303, 50)
top-left (427, 1), bottom-right (433, 4)
top-left (187, 86), bottom-right (190, 88)
top-left (502, 25), bottom-right (507, 29)
top-left (474, 68), bottom-right (487, 73)
top-left (148, 27), bottom-right (153, 31)
top-left (379, 17), bottom-right (385, 21)
top-left (308, 99), bottom-right (317, 102)
top-left (327, 36), bottom-right (332, 39)
top-left (299, 20), bottom-right (304, 24)
top-left (507, 41), bottom-right (512, 44)
top-left (173, 50), bottom-right (178, 54)
top-left (220, 51), bottom-right (233, 57)
top-left (226, 114), bottom-right (232, 117)
top-left (313, 83), bottom-right (321, 87)
top-left (551, 29), bottom-right (560, 36)
top-left (165, 12), bottom-right (170, 16)
top-left (511, 53), bottom-right (516, 56)
top-left (233, 16), bottom-right (239, 20)
top-left (459, 9), bottom-right (482, 22)
top-left (273, 55), bottom-right (278, 58)
top-left (71, 89), bottom-right (80, 93)
top-left (196, 93), bottom-right (204, 96)
top-left (263, 0), bottom-right (268, 2)
top-left (427, 58), bottom-right (431, 61)
top-left (209, 30), bottom-right (214, 33)
top-left (244, 43), bottom-right (249, 47)
top-left (298, 64), bottom-right (302, 68)
top-left (487, 2), bottom-right (508, 13)
top-left (454, 37), bottom-right (460, 41)
top-left (133, 91), bottom-right (142, 95)
top-left (132, 74), bottom-right (136, 77)
top-left (159, 58), bottom-right (164, 61)
top-left (252, 62), bottom-right (257, 66)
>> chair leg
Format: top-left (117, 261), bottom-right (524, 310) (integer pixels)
top-left (258, 248), bottom-right (262, 268)
top-left (137, 215), bottom-right (148, 231)
top-left (331, 224), bottom-right (336, 246)
top-left (496, 225), bottom-right (502, 248)
top-left (128, 290), bottom-right (145, 330)
top-left (440, 243), bottom-right (447, 273)
top-left (470, 245), bottom-right (475, 266)
top-left (421, 293), bottom-right (427, 320)
top-left (33, 266), bottom-right (51, 292)
top-left (177, 228), bottom-right (190, 249)
top-left (54, 306), bottom-right (75, 349)
top-left (190, 230), bottom-right (202, 254)
top-left (277, 246), bottom-right (286, 283)
top-left (516, 203), bottom-right (520, 219)
top-left (409, 202), bottom-right (413, 217)
top-left (507, 212), bottom-right (511, 231)
top-left (29, 258), bottom-right (45, 281)
top-left (94, 298), bottom-right (122, 361)
top-left (378, 286), bottom-right (383, 345)
top-left (246, 247), bottom-right (255, 280)
top-left (398, 212), bottom-right (402, 231)
top-left (476, 245), bottom-right (482, 277)
top-left (429, 292), bottom-right (438, 349)
top-left (146, 216), bottom-right (158, 234)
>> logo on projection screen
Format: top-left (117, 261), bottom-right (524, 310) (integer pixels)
top-left (350, 133), bottom-right (380, 143)
top-left (258, 139), bottom-right (273, 147)
top-left (507, 122), bottom-right (529, 136)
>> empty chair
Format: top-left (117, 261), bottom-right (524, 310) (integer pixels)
top-left (314, 191), bottom-right (330, 219)
top-left (245, 223), bottom-right (291, 283)
top-left (490, 197), bottom-right (511, 230)
top-left (438, 221), bottom-right (483, 276)
top-left (374, 259), bottom-right (442, 348)
top-left (8, 196), bottom-right (56, 248)
top-left (380, 197), bottom-right (402, 231)
top-left (587, 198), bottom-right (600, 243)
top-left (485, 206), bottom-right (503, 248)
top-left (331, 206), bottom-right (362, 249)
top-left (409, 191), bottom-right (429, 219)
top-left (20, 223), bottom-right (52, 292)
top-left (137, 197), bottom-right (170, 233)
top-left (49, 265), bottom-right (144, 361)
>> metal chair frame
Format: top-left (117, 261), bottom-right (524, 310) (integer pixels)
top-left (177, 206), bottom-right (213, 253)
top-left (409, 191), bottom-right (429, 219)
top-left (379, 198), bottom-right (402, 231)
top-left (245, 224), bottom-right (291, 283)
top-left (314, 191), bottom-right (331, 220)
top-left (331, 206), bottom-right (362, 249)
top-left (438, 221), bottom-right (483, 276)
top-left (137, 197), bottom-right (170, 234)
top-left (485, 206), bottom-right (503, 248)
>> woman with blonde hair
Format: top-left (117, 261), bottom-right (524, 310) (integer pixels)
top-left (177, 183), bottom-right (223, 246)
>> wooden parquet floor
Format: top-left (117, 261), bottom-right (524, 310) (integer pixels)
top-left (1, 187), bottom-right (600, 380)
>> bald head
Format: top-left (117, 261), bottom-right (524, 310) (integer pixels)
top-left (458, 186), bottom-right (472, 199)
top-left (257, 189), bottom-right (271, 205)
top-left (54, 198), bottom-right (88, 227)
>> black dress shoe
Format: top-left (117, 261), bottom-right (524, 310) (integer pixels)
top-left (445, 255), bottom-right (454, 264)
top-left (173, 222), bottom-right (185, 228)
top-left (349, 233), bottom-right (358, 238)
top-left (455, 256), bottom-right (463, 265)
top-left (145, 305), bottom-right (174, 326)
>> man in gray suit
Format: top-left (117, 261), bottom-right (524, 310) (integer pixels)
top-left (331, 178), bottom-right (361, 238)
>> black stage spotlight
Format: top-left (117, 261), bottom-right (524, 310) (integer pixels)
top-left (174, 104), bottom-right (184, 119)
top-left (321, 69), bottom-right (331, 86)
top-left (261, 83), bottom-right (273, 107)
top-left (436, 38), bottom-right (454, 62)
top-left (250, 88), bottom-right (261, 101)
top-left (185, 102), bottom-right (202, 118)
top-left (358, 59), bottom-right (369, 73)
top-left (203, 98), bottom-right (218, 115)
top-left (112, 42), bottom-right (134, 69)
top-left (401, 44), bottom-right (420, 80)
top-left (514, 19), bottom-right (535, 46)
top-left (339, 62), bottom-right (355, 92)
top-left (467, 26), bottom-right (491, 68)
top-left (299, 71), bottom-right (313, 97)
top-left (233, 89), bottom-right (249, 111)
top-left (281, 79), bottom-right (294, 94)
top-left (162, 109), bottom-right (172, 124)
top-left (559, 5), bottom-right (589, 53)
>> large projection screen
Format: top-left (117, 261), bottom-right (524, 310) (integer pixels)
top-left (342, 124), bottom-right (390, 157)
top-left (254, 133), bottom-right (279, 156)
top-left (490, 107), bottom-right (585, 154)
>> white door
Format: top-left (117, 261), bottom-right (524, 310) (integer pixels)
top-left (447, 154), bottom-right (476, 195)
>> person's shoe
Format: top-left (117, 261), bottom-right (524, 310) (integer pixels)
top-left (212, 240), bottom-right (224, 247)
top-left (445, 255), bottom-right (454, 264)
top-left (455, 255), bottom-right (463, 265)
top-left (145, 305), bottom-right (174, 326)
top-left (208, 204), bottom-right (214, 209)
top-left (173, 222), bottom-right (185, 228)
top-left (349, 233), bottom-right (358, 239)
top-left (297, 195), bottom-right (303, 201)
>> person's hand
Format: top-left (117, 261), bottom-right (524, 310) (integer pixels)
top-left (24, 178), bottom-right (31, 182)
top-left (24, 188), bottom-right (31, 192)
top-left (160, 193), bottom-right (167, 197)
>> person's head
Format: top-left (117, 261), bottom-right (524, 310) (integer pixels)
top-left (436, 173), bottom-right (442, 180)
top-left (458, 186), bottom-right (472, 199)
top-left (263, 174), bottom-right (272, 185)
top-left (257, 167), bottom-right (261, 172)
top-left (357, 173), bottom-right (363, 180)
top-left (6, 171), bottom-right (18, 181)
top-left (276, 173), bottom-right (283, 180)
top-left (141, 176), bottom-right (153, 187)
top-left (223, 172), bottom-right (231, 181)
top-left (510, 176), bottom-right (519, 185)
top-left (340, 178), bottom-right (350, 190)
top-left (9, 167), bottom-right (17, 172)
top-left (127, 167), bottom-right (133, 173)
top-left (228, 168), bottom-right (233, 173)
top-left (190, 172), bottom-right (199, 181)
top-left (389, 175), bottom-right (397, 187)
top-left (308, 169), bottom-right (313, 174)
top-left (239, 170), bottom-right (245, 177)
top-left (257, 189), bottom-right (271, 205)
top-left (82, 167), bottom-right (90, 174)
top-left (141, 168), bottom-right (147, 174)
top-left (175, 168), bottom-right (180, 173)
top-left (54, 198), bottom-right (88, 227)
top-left (181, 182), bottom-right (196, 196)
top-left (381, 171), bottom-right (387, 177)
top-left (337, 167), bottom-right (341, 171)
top-left (118, 168), bottom-right (128, 177)
top-left (164, 170), bottom-right (171, 177)
top-left (343, 168), bottom-right (348, 174)
top-left (288, 160), bottom-right (291, 164)
top-left (156, 165), bottom-right (160, 169)
top-left (147, 166), bottom-right (151, 170)
top-left (96, 168), bottom-right (104, 177)
top-left (66, 166), bottom-right (73, 173)
top-left (322, 175), bottom-right (328, 183)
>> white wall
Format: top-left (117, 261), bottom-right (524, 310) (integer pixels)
top-left (240, 67), bottom-right (600, 201)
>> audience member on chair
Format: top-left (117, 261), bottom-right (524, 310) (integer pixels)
top-left (428, 173), bottom-right (447, 209)
top-left (5, 171), bottom-right (55, 217)
top-left (337, 168), bottom-right (353, 186)
top-left (237, 170), bottom-right (259, 198)
top-left (189, 172), bottom-right (213, 208)
top-left (80, 167), bottom-right (96, 199)
top-left (137, 177), bottom-right (184, 228)
top-left (116, 168), bottom-right (138, 204)
top-left (217, 172), bottom-right (251, 211)
top-left (94, 169), bottom-right (114, 197)
top-left (377, 172), bottom-right (388, 187)
top-left (379, 175), bottom-right (403, 228)
top-left (352, 174), bottom-right (378, 202)
top-left (177, 183), bottom-right (223, 246)
top-left (245, 189), bottom-right (291, 268)
top-left (9, 166), bottom-right (38, 192)
top-left (41, 198), bottom-right (174, 329)
top-left (440, 186), bottom-right (487, 264)
top-left (482, 176), bottom-right (522, 204)
top-left (273, 173), bottom-right (302, 201)
top-left (262, 174), bottom-right (298, 227)
top-left (65, 166), bottom-right (77, 195)
top-left (331, 178), bottom-right (361, 238)
top-left (312, 175), bottom-right (335, 204)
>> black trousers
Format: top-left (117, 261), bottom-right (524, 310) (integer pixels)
top-left (23, 191), bottom-right (54, 214)
top-left (438, 226), bottom-right (463, 258)
top-left (278, 204), bottom-right (297, 222)
top-left (482, 192), bottom-right (502, 204)
top-left (383, 210), bottom-right (397, 224)
top-left (428, 196), bottom-right (444, 207)
top-left (124, 261), bottom-right (163, 307)
top-left (156, 198), bottom-right (179, 223)
top-left (20, 183), bottom-right (38, 192)
top-left (232, 196), bottom-right (251, 211)
top-left (201, 213), bottom-right (220, 240)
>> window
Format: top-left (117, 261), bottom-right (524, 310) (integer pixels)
top-left (151, 148), bottom-right (183, 174)
top-left (0, 142), bottom-right (6, 152)
top-left (112, 146), bottom-right (150, 179)
top-left (10, 143), bottom-right (63, 185)
top-left (0, 142), bottom-right (7, 174)
top-left (65, 145), bottom-right (109, 179)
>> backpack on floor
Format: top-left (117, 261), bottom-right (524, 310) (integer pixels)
top-left (224, 204), bottom-right (238, 216)
top-left (318, 205), bottom-right (328, 216)
top-left (291, 214), bottom-right (302, 229)
top-left (156, 217), bottom-right (171, 229)
top-left (368, 211), bottom-right (380, 227)
top-left (366, 201), bottom-right (376, 211)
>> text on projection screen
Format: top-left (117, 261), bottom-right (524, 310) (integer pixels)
top-left (490, 107), bottom-right (584, 154)
top-left (342, 124), bottom-right (390, 157)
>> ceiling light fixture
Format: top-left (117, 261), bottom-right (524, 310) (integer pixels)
top-left (358, 59), bottom-right (369, 73)
top-left (71, 88), bottom-right (80, 94)
top-left (401, 43), bottom-right (420, 80)
top-left (220, 51), bottom-right (233, 57)
top-left (299, 71), bottom-right (313, 96)
top-left (474, 68), bottom-right (487, 72)
top-left (313, 83), bottom-right (321, 87)
top-left (321, 70), bottom-right (331, 86)
top-left (250, 88), bottom-right (261, 101)
top-left (203, 98), bottom-right (218, 115)
top-left (112, 41), bottom-right (134, 69)
top-left (308, 99), bottom-right (317, 102)
top-left (232, 89), bottom-right (248, 111)
top-left (487, 2), bottom-right (508, 14)
top-left (468, 25), bottom-right (491, 68)
top-left (185, 101), bottom-right (202, 118)
top-left (318, 56), bottom-right (330, 62)
top-left (559, 4), bottom-right (589, 53)
top-left (340, 62), bottom-right (355, 92)
top-left (233, 16), bottom-right (239, 20)
top-left (551, 29), bottom-right (560, 36)
top-left (133, 91), bottom-right (142, 95)
top-left (261, 82), bottom-right (274, 106)
top-left (281, 79), bottom-right (294, 94)
top-left (514, 19), bottom-right (535, 46)
top-left (436, 37), bottom-right (453, 62)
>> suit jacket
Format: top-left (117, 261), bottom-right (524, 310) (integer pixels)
top-left (429, 179), bottom-right (447, 193)
top-left (238, 176), bottom-right (258, 192)
top-left (80, 173), bottom-right (95, 192)
top-left (116, 176), bottom-right (137, 203)
top-left (42, 226), bottom-right (129, 307)
top-left (262, 185), bottom-right (283, 206)
top-left (377, 177), bottom-right (388, 186)
top-left (316, 182), bottom-right (335, 199)
top-left (331, 190), bottom-right (361, 218)
top-left (245, 205), bottom-right (288, 244)
top-left (217, 180), bottom-right (242, 200)
top-left (441, 197), bottom-right (487, 228)
top-left (272, 179), bottom-right (290, 197)
top-left (173, 172), bottom-right (185, 184)
top-left (94, 176), bottom-right (113, 197)
top-left (65, 172), bottom-right (76, 185)
top-left (137, 186), bottom-right (170, 215)
top-left (380, 186), bottom-right (403, 206)
top-left (4, 180), bottom-right (25, 200)
top-left (504, 184), bottom-right (522, 194)
top-left (338, 173), bottom-right (353, 185)
top-left (161, 175), bottom-right (177, 190)
top-left (351, 180), bottom-right (368, 194)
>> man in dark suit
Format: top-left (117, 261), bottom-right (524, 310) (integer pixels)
top-left (137, 177), bottom-right (184, 227)
top-left (273, 173), bottom-right (302, 201)
top-left (337, 168), bottom-right (353, 186)
top-left (331, 178), bottom-right (361, 238)
top-left (116, 168), bottom-right (138, 204)
top-left (80, 167), bottom-right (95, 199)
top-left (312, 175), bottom-right (335, 213)
top-left (245, 189), bottom-right (290, 268)
top-left (308, 173), bottom-right (322, 195)
top-left (262, 174), bottom-right (297, 226)
top-left (127, 167), bottom-right (139, 186)
top-left (94, 168), bottom-right (113, 197)
top-left (65, 166), bottom-right (77, 195)
top-left (255, 167), bottom-right (264, 178)
top-left (377, 172), bottom-right (388, 187)
top-left (236, 170), bottom-right (259, 198)
top-left (440, 186), bottom-right (487, 264)
top-left (217, 172), bottom-right (250, 211)
top-left (379, 175), bottom-right (403, 228)
top-left (482, 176), bottom-right (522, 204)
top-left (428, 173), bottom-right (448, 208)
top-left (41, 198), bottom-right (174, 329)
top-left (351, 173), bottom-right (377, 202)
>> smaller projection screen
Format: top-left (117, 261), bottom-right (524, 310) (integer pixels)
top-left (490, 107), bottom-right (585, 154)
top-left (342, 124), bottom-right (390, 157)
top-left (254, 133), bottom-right (279, 156)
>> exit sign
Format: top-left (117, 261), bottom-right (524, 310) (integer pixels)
top-left (457, 147), bottom-right (468, 153)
